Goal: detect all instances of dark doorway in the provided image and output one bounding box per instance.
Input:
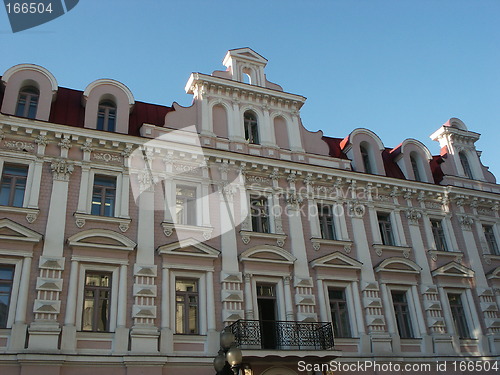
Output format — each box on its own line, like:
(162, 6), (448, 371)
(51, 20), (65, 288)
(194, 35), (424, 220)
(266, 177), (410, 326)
(257, 284), (277, 349)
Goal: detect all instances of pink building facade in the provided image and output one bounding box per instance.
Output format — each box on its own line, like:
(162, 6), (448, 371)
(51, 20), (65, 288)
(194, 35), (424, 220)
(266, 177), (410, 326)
(0, 48), (499, 375)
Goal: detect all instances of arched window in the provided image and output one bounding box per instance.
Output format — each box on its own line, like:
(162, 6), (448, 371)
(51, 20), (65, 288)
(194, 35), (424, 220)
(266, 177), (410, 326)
(410, 153), (422, 182)
(97, 100), (117, 132)
(15, 86), (39, 119)
(459, 152), (473, 179)
(360, 143), (372, 174)
(244, 111), (259, 144)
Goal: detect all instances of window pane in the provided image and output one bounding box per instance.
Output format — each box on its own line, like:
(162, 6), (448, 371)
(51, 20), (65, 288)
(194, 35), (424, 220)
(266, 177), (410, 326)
(0, 164), (28, 207)
(176, 304), (185, 333)
(176, 279), (199, 335)
(82, 299), (95, 331)
(188, 305), (198, 334)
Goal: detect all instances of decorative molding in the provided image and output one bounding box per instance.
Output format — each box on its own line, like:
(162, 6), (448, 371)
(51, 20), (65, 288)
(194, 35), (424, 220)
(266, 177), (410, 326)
(310, 238), (352, 253)
(57, 138), (72, 149)
(4, 140), (35, 152)
(51, 159), (74, 181)
(161, 222), (214, 240)
(73, 213), (131, 232)
(458, 214), (474, 231)
(405, 209), (422, 225)
(92, 152), (122, 163)
(372, 244), (412, 258)
(239, 230), (287, 247)
(34, 135), (49, 146)
(428, 250), (463, 263)
(0, 206), (40, 224)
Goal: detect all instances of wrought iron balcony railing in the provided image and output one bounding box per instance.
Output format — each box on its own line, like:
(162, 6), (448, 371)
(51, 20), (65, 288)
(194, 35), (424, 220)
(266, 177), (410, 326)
(226, 319), (334, 350)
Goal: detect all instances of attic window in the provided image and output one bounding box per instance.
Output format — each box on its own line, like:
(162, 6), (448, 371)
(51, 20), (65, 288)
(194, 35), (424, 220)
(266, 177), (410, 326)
(459, 152), (473, 179)
(244, 111), (259, 145)
(15, 86), (39, 119)
(360, 143), (372, 174)
(410, 153), (422, 182)
(97, 100), (117, 132)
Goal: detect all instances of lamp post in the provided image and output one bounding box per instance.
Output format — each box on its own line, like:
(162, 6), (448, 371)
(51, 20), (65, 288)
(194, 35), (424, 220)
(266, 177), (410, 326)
(213, 331), (243, 375)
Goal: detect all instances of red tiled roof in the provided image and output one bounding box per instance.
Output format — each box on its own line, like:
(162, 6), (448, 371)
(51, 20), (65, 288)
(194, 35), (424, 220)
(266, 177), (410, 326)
(322, 136), (349, 159)
(47, 86), (173, 136)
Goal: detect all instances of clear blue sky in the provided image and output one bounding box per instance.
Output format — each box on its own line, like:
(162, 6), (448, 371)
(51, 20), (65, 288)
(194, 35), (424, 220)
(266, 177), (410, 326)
(1, 0), (499, 179)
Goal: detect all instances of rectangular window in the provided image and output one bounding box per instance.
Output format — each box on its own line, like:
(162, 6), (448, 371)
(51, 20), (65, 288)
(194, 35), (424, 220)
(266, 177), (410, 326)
(175, 279), (199, 334)
(250, 195), (270, 233)
(82, 272), (112, 332)
(483, 225), (499, 255)
(448, 293), (470, 339)
(91, 175), (116, 217)
(329, 288), (351, 338)
(431, 219), (448, 251)
(318, 204), (336, 240)
(0, 164), (29, 207)
(391, 291), (414, 339)
(377, 213), (395, 246)
(0, 265), (14, 328)
(176, 185), (197, 225)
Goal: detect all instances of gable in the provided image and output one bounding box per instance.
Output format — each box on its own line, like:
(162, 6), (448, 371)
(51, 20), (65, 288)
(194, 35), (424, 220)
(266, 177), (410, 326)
(157, 238), (220, 258)
(432, 261), (474, 278)
(68, 229), (136, 251)
(240, 245), (296, 264)
(310, 252), (362, 270)
(0, 218), (43, 243)
(375, 257), (421, 274)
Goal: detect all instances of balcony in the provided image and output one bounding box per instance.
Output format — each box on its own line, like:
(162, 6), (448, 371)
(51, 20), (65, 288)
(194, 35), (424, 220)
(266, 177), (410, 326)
(226, 320), (334, 351)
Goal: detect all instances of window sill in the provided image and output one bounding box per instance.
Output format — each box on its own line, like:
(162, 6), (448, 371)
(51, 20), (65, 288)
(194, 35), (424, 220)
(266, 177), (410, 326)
(483, 254), (500, 265)
(240, 230), (287, 247)
(0, 205), (39, 223)
(428, 249), (464, 262)
(372, 244), (412, 258)
(311, 238), (352, 252)
(74, 212), (131, 232)
(161, 222), (214, 240)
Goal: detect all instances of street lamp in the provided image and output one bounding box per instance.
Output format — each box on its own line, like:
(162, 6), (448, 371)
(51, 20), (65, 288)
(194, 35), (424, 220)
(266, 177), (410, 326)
(214, 331), (243, 375)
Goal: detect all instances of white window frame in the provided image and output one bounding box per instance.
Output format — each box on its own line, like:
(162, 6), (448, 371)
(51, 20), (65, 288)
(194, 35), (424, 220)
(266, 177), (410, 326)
(0, 157), (36, 209)
(172, 181), (200, 227)
(323, 281), (359, 338)
(77, 167), (128, 219)
(440, 287), (478, 339)
(0, 257), (23, 329)
(481, 221), (500, 255)
(385, 285), (422, 339)
(427, 216), (457, 252)
(375, 210), (402, 246)
(75, 263), (119, 332)
(170, 270), (208, 335)
(247, 190), (275, 234)
(251, 275), (286, 322)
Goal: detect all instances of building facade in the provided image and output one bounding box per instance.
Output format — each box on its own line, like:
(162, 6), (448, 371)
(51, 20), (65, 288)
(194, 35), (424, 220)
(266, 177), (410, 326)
(0, 48), (499, 375)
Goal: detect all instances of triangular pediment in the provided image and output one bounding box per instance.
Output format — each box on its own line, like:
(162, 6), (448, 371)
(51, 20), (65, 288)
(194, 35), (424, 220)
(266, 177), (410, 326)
(375, 257), (421, 274)
(157, 238), (220, 258)
(432, 261), (474, 278)
(310, 252), (362, 270)
(0, 218), (42, 243)
(225, 48), (268, 65)
(68, 229), (136, 251)
(240, 245), (296, 264)
(487, 266), (500, 279)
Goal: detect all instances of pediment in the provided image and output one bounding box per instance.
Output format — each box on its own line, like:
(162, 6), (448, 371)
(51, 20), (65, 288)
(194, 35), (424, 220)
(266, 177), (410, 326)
(375, 257), (421, 274)
(225, 48), (268, 65)
(240, 245), (296, 264)
(0, 218), (42, 243)
(157, 238), (220, 258)
(487, 266), (500, 279)
(310, 252), (362, 270)
(432, 261), (474, 278)
(68, 229), (136, 251)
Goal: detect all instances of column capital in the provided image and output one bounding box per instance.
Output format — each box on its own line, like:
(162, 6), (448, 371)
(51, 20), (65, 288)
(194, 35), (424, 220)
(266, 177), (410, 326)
(50, 159), (74, 181)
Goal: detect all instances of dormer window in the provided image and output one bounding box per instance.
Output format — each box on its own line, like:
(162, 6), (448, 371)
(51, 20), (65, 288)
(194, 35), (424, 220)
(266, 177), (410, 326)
(360, 143), (372, 174)
(459, 152), (473, 179)
(244, 111), (259, 144)
(410, 153), (422, 182)
(15, 87), (39, 119)
(97, 100), (117, 132)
